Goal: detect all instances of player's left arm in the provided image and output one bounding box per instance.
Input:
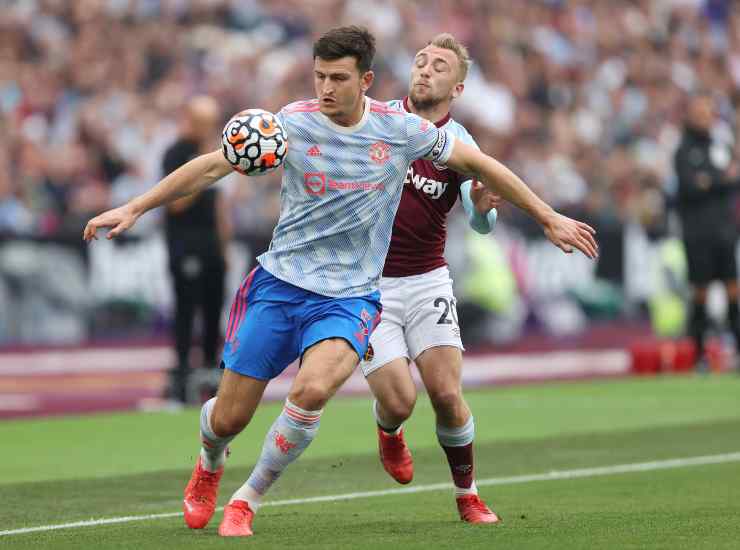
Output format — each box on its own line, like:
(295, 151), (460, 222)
(445, 140), (598, 259)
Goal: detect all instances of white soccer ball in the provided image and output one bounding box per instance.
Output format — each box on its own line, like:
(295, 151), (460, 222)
(222, 109), (288, 176)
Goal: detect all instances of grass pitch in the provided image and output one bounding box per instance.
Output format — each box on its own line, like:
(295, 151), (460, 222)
(1, 375), (739, 549)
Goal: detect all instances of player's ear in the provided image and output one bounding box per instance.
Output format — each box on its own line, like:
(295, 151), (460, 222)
(360, 70), (374, 93)
(451, 82), (464, 100)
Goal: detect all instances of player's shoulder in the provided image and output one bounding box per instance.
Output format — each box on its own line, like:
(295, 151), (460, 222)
(368, 98), (405, 117)
(280, 98), (320, 116)
(443, 117), (475, 144)
(385, 98), (405, 111)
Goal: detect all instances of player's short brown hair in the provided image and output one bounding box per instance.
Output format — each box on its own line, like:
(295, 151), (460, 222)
(313, 26), (376, 73)
(429, 33), (471, 81)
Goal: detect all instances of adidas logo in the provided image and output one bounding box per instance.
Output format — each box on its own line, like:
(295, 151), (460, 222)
(307, 145), (322, 157)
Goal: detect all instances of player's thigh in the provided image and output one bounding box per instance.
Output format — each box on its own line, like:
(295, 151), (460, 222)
(292, 293), (383, 408)
(360, 315), (409, 378)
(405, 269), (464, 361)
(366, 357), (417, 417)
(290, 338), (361, 409)
(211, 369), (269, 435)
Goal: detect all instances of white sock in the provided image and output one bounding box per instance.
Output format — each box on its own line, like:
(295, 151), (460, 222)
(199, 397), (235, 472)
(230, 399), (322, 511)
(455, 480), (478, 497)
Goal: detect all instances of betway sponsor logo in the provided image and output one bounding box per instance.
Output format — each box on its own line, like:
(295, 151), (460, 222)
(304, 172), (385, 196)
(405, 166), (448, 199)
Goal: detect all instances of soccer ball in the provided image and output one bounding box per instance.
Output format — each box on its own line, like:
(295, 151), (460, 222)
(222, 109), (288, 175)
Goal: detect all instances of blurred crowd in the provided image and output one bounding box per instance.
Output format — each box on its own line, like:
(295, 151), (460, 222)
(1, 0), (739, 244)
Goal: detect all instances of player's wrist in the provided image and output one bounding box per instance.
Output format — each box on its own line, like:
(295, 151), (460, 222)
(535, 205), (557, 228)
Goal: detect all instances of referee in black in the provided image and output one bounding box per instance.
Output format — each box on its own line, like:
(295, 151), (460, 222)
(163, 96), (231, 403)
(674, 91), (740, 369)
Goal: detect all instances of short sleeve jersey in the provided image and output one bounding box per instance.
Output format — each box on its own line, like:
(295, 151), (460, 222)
(382, 97), (479, 277)
(256, 97), (455, 297)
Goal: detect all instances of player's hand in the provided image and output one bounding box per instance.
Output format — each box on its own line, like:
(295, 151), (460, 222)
(542, 211), (598, 259)
(470, 181), (502, 215)
(83, 204), (139, 242)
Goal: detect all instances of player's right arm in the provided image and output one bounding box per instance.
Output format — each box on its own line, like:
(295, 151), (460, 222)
(83, 150), (232, 241)
(445, 139), (598, 259)
(403, 111), (596, 258)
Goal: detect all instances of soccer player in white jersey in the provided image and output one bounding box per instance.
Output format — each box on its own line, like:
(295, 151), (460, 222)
(362, 33), (506, 524)
(83, 26), (598, 538)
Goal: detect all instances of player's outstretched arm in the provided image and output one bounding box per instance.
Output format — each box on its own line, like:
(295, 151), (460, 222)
(83, 150), (232, 242)
(446, 141), (598, 259)
(460, 180), (500, 234)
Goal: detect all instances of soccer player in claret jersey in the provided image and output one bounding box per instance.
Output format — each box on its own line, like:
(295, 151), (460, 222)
(362, 33), (504, 524)
(83, 26), (597, 538)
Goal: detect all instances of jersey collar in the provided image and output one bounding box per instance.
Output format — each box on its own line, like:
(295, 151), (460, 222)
(317, 97), (371, 134)
(402, 97), (451, 128)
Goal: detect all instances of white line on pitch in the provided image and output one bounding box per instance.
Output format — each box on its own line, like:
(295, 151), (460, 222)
(2, 451), (739, 537)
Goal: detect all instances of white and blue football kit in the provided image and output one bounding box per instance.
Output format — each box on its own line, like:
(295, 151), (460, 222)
(222, 98), (455, 380)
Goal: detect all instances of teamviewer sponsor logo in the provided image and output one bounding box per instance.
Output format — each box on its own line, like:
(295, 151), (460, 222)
(304, 172), (326, 195)
(304, 172), (384, 195)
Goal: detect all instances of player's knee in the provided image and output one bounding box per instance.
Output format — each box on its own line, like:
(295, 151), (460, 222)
(289, 381), (331, 411)
(428, 386), (463, 414)
(210, 409), (249, 437)
(382, 392), (415, 422)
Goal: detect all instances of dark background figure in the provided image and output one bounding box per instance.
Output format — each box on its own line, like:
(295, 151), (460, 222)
(162, 96), (231, 403)
(674, 92), (740, 369)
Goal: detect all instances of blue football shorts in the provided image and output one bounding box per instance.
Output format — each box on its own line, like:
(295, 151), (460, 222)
(221, 265), (381, 380)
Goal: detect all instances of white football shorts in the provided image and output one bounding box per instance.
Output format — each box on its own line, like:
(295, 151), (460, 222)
(361, 266), (464, 377)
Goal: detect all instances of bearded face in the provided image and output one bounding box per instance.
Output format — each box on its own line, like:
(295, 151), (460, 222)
(408, 45), (463, 111)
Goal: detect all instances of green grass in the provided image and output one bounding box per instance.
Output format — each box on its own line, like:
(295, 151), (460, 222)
(1, 375), (739, 549)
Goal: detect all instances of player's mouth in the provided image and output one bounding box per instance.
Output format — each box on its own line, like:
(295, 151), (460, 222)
(321, 97), (337, 105)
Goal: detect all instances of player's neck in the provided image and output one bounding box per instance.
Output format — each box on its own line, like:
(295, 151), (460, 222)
(330, 97), (367, 127)
(405, 97), (451, 126)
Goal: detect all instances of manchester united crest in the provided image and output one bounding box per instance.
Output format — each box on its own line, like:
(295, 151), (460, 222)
(369, 141), (391, 165)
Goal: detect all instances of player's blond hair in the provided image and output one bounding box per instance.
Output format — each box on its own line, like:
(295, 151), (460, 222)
(429, 33), (471, 82)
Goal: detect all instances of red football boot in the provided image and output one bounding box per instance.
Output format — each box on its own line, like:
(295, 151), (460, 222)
(377, 426), (414, 484)
(218, 500), (255, 537)
(183, 457), (223, 529)
(456, 494), (501, 524)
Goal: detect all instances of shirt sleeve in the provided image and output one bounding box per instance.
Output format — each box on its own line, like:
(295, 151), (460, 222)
(455, 129), (480, 190)
(460, 180), (497, 234)
(404, 112), (455, 165)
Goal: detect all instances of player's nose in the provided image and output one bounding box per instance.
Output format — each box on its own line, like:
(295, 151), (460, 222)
(321, 81), (334, 96)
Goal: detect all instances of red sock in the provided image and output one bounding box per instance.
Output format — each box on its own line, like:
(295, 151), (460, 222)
(441, 442), (474, 488)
